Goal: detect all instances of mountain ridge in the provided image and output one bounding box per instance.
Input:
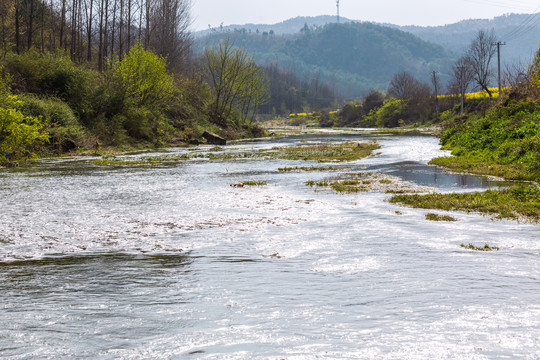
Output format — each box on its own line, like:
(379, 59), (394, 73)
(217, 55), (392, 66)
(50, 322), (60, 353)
(195, 13), (540, 62)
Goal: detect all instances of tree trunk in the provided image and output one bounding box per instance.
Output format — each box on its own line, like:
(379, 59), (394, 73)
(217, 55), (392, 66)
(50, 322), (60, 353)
(98, 0), (104, 69)
(28, 0), (35, 49)
(60, 0), (67, 49)
(119, 0), (123, 58)
(15, 0), (20, 54)
(88, 0), (94, 61)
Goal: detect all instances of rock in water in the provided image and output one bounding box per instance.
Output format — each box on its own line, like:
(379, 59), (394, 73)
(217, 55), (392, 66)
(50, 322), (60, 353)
(202, 131), (226, 145)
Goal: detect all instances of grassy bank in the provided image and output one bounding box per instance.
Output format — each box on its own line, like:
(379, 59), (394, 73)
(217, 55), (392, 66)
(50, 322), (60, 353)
(390, 185), (540, 223)
(389, 65), (540, 223)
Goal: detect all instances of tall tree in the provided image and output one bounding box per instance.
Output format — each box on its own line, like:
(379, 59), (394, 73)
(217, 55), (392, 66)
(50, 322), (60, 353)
(467, 30), (497, 99)
(203, 39), (269, 126)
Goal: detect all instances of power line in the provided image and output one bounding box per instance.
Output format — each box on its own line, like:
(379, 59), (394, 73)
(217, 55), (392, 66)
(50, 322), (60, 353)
(500, 6), (540, 41)
(462, 0), (538, 11)
(505, 14), (540, 40)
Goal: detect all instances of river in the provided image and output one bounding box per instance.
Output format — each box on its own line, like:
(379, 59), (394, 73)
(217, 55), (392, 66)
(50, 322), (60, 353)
(0, 130), (538, 359)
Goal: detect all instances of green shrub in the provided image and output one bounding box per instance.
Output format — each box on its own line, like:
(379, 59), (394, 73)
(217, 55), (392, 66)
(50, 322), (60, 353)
(17, 95), (86, 151)
(0, 96), (49, 164)
(5, 51), (95, 117)
(107, 42), (175, 109)
(18, 95), (79, 127)
(375, 98), (406, 128)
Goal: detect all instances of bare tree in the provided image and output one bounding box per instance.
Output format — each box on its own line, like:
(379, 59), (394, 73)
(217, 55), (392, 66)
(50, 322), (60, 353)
(467, 29), (497, 98)
(388, 71), (419, 100)
(148, 0), (192, 70)
(452, 56), (474, 114)
(503, 60), (530, 88)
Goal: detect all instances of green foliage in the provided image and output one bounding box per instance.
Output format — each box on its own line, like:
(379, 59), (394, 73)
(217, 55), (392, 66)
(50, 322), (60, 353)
(0, 93), (49, 165)
(18, 95), (86, 151)
(5, 50), (94, 117)
(425, 213), (457, 221)
(108, 42), (175, 109)
(203, 39), (270, 127)
(390, 185), (540, 222)
(438, 100), (540, 181)
(19, 95), (79, 128)
(374, 99), (407, 128)
(530, 47), (540, 89)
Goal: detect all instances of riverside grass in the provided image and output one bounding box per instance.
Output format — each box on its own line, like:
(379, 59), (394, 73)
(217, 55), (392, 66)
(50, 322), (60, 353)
(391, 98), (540, 223)
(306, 172), (434, 194)
(390, 185), (540, 223)
(91, 141), (381, 165)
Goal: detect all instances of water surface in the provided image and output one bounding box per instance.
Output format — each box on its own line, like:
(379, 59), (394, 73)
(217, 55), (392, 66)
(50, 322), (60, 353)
(0, 131), (538, 359)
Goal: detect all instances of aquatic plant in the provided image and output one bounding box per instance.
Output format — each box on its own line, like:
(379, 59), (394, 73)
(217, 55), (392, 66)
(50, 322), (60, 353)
(460, 243), (500, 251)
(231, 181), (268, 187)
(425, 213), (457, 222)
(278, 166), (345, 172)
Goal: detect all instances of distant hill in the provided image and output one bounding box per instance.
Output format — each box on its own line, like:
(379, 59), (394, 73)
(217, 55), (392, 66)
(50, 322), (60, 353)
(195, 13), (540, 65)
(195, 22), (453, 97)
(398, 13), (540, 64)
(194, 15), (341, 38)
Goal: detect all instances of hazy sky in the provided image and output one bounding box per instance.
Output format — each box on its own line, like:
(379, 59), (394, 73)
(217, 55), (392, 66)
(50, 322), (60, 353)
(191, 0), (540, 31)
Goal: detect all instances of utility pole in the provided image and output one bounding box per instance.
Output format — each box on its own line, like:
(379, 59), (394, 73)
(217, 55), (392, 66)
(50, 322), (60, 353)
(431, 70), (439, 115)
(458, 66), (466, 115)
(336, 0), (340, 23)
(494, 41), (506, 98)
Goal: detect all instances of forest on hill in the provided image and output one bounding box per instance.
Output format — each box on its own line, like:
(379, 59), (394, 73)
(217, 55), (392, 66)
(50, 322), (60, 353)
(197, 13), (540, 65)
(195, 22), (454, 98)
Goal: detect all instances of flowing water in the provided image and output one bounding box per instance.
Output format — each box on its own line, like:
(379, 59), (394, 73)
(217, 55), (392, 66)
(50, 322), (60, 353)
(0, 130), (538, 359)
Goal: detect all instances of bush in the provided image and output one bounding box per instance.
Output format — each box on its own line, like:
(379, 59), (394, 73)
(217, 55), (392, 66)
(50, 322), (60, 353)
(18, 95), (87, 151)
(108, 42), (175, 109)
(0, 67), (49, 164)
(19, 95), (79, 127)
(0, 98), (49, 164)
(5, 50), (95, 117)
(375, 98), (406, 128)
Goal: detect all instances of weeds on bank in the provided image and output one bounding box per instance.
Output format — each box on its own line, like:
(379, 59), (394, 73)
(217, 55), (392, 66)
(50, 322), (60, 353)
(429, 156), (533, 182)
(278, 166), (347, 172)
(390, 184), (540, 223)
(306, 172), (434, 194)
(91, 154), (190, 166)
(263, 142), (380, 162)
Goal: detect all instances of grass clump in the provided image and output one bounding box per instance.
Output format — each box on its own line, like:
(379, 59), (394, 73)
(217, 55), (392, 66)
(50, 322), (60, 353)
(91, 154), (190, 166)
(306, 172), (433, 194)
(203, 141), (379, 162)
(266, 141), (380, 162)
(230, 181), (268, 187)
(425, 213), (457, 222)
(460, 243), (500, 251)
(278, 165), (345, 172)
(429, 156), (532, 181)
(390, 184), (540, 222)
(243, 181), (267, 186)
